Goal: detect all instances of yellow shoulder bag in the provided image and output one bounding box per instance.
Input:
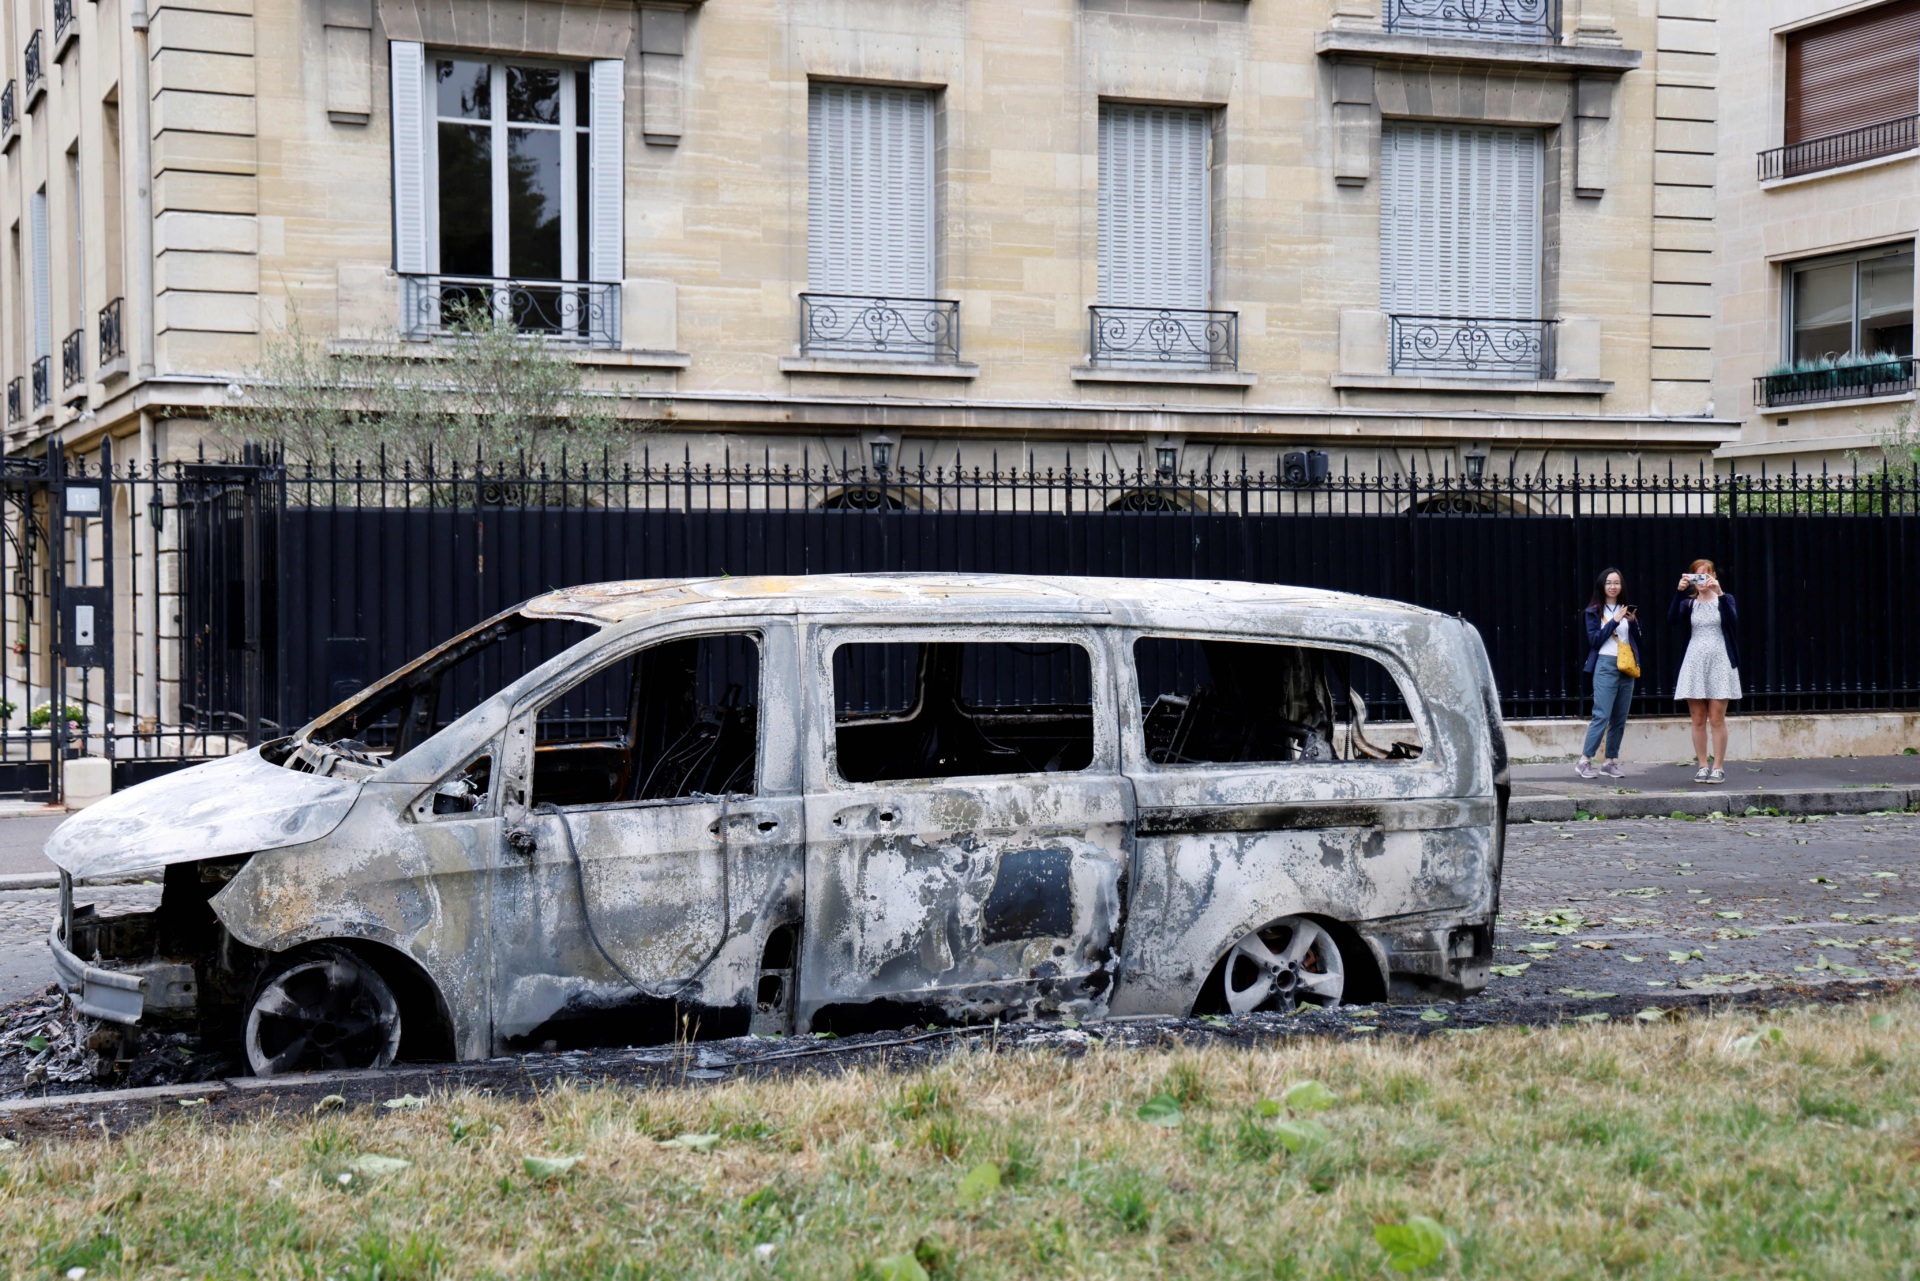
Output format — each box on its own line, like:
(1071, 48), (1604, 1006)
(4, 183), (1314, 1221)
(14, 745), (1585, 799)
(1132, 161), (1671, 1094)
(1614, 618), (1641, 678)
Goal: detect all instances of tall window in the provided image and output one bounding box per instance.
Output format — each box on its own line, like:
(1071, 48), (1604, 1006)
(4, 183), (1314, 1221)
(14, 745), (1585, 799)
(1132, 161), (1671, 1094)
(100, 97), (124, 305)
(806, 82), (933, 298)
(1786, 1), (1920, 147)
(1787, 243), (1915, 363)
(29, 188), (48, 365)
(1097, 104), (1210, 309)
(1380, 123), (1544, 376)
(389, 43), (623, 342)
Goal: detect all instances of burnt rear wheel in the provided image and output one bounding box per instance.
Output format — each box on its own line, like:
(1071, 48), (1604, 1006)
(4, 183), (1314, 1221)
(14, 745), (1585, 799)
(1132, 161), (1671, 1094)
(245, 945), (402, 1077)
(1210, 916), (1347, 1015)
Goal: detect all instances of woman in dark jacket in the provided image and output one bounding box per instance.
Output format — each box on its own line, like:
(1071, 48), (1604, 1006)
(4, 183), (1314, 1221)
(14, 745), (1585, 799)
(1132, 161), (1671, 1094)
(1577, 568), (1644, 779)
(1669, 558), (1741, 784)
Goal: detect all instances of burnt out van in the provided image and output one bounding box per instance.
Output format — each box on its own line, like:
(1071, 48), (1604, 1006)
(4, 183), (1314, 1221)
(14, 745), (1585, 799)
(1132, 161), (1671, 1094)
(47, 575), (1507, 1075)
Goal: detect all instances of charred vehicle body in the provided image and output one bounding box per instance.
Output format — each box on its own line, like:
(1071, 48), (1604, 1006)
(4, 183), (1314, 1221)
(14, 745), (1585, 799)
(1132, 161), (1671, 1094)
(47, 575), (1509, 1075)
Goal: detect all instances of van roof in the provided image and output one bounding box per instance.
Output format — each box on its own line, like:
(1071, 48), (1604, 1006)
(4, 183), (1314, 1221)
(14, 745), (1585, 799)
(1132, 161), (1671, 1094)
(523, 573), (1444, 626)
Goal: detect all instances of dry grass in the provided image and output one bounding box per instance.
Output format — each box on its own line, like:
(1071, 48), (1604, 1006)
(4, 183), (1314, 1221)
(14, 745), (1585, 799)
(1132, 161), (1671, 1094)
(9, 993), (1920, 1279)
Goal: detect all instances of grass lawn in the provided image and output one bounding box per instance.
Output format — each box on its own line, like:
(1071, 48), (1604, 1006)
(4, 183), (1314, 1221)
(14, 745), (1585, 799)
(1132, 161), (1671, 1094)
(11, 992), (1920, 1280)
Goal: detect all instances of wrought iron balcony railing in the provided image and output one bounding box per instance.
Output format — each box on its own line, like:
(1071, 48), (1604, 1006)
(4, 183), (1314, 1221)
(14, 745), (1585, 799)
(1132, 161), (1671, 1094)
(5, 378), (18, 426)
(30, 356), (49, 408)
(799, 294), (960, 363)
(399, 274), (619, 347)
(98, 297), (123, 365)
(1388, 314), (1556, 379)
(1, 82), (15, 135)
(52, 0), (73, 47)
(1382, 0), (1559, 43)
(1758, 114), (1919, 182)
(60, 329), (83, 391)
(1088, 305), (1239, 371)
(1756, 357), (1915, 409)
(23, 32), (41, 102)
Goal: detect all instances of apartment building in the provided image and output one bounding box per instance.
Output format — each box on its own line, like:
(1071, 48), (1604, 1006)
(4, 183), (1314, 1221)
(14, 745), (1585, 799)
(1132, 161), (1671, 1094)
(0, 0), (1741, 486)
(1716, 0), (1918, 469)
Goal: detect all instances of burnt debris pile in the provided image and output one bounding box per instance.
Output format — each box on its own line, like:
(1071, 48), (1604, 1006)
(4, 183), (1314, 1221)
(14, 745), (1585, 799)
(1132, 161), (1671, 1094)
(0, 987), (232, 1096)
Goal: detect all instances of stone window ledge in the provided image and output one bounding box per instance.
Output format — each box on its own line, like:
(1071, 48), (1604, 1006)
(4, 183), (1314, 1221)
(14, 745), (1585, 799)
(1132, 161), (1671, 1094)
(779, 357), (979, 379)
(1313, 30), (1641, 76)
(327, 338), (690, 371)
(1331, 373), (1613, 395)
(1070, 365), (1257, 388)
(97, 356), (130, 385)
(1759, 149), (1917, 191)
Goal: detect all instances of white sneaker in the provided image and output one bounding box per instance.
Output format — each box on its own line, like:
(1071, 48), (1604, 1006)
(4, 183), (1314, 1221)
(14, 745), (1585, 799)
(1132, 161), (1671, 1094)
(1600, 761), (1624, 779)
(1707, 767), (1725, 785)
(1694, 764), (1710, 783)
(1575, 758), (1597, 779)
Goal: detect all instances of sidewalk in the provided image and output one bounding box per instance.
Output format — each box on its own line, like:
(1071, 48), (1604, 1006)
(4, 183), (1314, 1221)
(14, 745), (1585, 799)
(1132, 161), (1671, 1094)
(1509, 753), (1920, 822)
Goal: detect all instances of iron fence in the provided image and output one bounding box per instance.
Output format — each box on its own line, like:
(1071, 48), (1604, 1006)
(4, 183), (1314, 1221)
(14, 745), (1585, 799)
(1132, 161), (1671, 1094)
(1757, 357), (1915, 409)
(1, 81), (14, 134)
(4, 379), (16, 426)
(60, 329), (83, 392)
(398, 274), (619, 348)
(23, 32), (40, 101)
(4, 447), (1916, 801)
(799, 294), (960, 363)
(52, 0), (72, 46)
(1089, 306), (1238, 370)
(98, 297), (123, 366)
(30, 357), (48, 409)
(1759, 114), (1918, 182)
(1389, 315), (1555, 378)
(1382, 0), (1559, 42)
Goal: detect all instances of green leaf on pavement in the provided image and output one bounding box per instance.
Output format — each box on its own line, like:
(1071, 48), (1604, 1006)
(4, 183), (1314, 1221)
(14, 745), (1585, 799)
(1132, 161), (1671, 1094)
(1419, 1008), (1449, 1023)
(1489, 963), (1530, 977)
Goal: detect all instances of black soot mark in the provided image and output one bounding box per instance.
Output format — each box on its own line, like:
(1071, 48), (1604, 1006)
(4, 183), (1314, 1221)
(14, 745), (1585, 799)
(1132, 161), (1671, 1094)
(981, 848), (1073, 943)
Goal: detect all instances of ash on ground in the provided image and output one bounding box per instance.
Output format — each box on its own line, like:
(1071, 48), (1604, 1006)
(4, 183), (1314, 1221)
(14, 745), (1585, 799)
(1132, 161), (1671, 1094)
(0, 987), (232, 1097)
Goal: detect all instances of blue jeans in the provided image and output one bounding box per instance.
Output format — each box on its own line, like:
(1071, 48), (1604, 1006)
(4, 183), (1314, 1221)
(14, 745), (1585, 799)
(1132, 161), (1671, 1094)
(1582, 659), (1635, 759)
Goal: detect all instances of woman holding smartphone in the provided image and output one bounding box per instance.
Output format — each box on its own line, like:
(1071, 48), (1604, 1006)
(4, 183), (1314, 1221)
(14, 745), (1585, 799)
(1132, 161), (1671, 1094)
(1669, 558), (1741, 784)
(1577, 568), (1643, 779)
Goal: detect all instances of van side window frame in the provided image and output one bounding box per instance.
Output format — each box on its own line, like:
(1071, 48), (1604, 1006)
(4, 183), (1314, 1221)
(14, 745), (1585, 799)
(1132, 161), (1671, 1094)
(1123, 630), (1437, 772)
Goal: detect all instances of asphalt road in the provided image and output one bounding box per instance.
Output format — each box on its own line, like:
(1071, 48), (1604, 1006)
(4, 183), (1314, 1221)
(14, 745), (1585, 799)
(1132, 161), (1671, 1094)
(0, 811), (1912, 1009)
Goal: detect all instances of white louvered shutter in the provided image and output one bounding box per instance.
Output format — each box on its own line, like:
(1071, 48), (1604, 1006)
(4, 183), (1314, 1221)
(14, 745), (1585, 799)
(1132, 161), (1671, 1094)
(1098, 105), (1210, 308)
(807, 83), (933, 296)
(29, 190), (49, 359)
(1380, 122), (1541, 318)
(589, 59), (625, 284)
(389, 41), (429, 275)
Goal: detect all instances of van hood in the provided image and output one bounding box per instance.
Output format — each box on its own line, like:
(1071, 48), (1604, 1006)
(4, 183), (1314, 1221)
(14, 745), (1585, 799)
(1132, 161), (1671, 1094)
(45, 749), (363, 880)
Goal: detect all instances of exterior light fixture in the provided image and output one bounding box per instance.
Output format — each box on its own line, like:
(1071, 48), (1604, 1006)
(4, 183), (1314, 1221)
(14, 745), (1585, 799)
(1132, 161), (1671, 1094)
(870, 434), (893, 474)
(1464, 446), (1487, 484)
(1155, 446), (1177, 478)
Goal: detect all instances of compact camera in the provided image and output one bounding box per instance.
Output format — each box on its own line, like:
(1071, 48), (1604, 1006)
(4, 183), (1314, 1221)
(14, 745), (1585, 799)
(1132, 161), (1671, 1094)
(1689, 573), (1711, 586)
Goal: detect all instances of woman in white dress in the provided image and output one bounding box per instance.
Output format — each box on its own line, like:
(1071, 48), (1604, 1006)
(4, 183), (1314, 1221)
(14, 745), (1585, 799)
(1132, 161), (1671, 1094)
(1667, 558), (1742, 785)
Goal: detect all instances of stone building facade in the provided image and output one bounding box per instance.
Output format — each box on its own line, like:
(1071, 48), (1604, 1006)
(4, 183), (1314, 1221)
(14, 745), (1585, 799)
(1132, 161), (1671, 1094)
(1713, 0), (1917, 471)
(0, 0), (1745, 486)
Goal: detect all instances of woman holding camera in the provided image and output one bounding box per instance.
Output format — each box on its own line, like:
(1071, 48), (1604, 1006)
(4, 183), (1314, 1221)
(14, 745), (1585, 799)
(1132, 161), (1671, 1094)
(1576, 568), (1643, 779)
(1669, 558), (1741, 784)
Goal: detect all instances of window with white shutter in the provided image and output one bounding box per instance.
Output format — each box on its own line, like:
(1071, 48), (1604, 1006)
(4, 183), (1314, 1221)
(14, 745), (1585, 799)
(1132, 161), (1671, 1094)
(1379, 123), (1546, 377)
(29, 188), (49, 361)
(390, 47), (621, 346)
(1098, 104), (1211, 309)
(807, 83), (934, 297)
(803, 83), (950, 359)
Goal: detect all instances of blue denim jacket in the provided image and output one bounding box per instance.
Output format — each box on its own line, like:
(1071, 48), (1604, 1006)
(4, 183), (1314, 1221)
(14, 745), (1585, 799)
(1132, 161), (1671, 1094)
(1582, 604), (1645, 675)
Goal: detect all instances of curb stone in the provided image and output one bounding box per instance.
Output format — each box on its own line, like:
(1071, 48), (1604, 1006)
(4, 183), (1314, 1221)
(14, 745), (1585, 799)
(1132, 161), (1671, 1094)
(1509, 784), (1918, 823)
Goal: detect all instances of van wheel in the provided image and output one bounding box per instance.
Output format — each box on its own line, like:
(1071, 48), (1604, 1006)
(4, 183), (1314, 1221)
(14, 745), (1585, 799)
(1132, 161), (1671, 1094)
(1218, 916), (1346, 1014)
(245, 944), (403, 1077)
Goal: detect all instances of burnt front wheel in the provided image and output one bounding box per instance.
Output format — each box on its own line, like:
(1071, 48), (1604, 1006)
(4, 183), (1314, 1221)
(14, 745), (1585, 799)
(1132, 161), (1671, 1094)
(245, 945), (402, 1077)
(1219, 916), (1346, 1014)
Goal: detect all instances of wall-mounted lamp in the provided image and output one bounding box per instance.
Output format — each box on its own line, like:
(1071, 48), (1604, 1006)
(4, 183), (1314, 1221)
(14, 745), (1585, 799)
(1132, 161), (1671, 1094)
(148, 486), (164, 531)
(1155, 446), (1177, 479)
(870, 434), (893, 474)
(1464, 446), (1487, 484)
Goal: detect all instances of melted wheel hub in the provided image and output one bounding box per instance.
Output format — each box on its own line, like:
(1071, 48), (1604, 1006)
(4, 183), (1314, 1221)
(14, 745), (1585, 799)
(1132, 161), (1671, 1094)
(244, 946), (402, 1077)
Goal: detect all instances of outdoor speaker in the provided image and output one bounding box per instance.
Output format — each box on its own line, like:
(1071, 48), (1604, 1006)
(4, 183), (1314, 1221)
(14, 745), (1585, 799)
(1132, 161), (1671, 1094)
(1283, 450), (1330, 487)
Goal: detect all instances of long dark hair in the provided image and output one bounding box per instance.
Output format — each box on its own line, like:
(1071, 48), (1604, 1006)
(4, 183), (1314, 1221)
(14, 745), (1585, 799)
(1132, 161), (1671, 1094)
(1589, 567), (1628, 609)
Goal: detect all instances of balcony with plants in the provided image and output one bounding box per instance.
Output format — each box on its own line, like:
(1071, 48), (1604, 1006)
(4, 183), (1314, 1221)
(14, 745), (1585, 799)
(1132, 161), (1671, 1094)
(1756, 353), (1916, 409)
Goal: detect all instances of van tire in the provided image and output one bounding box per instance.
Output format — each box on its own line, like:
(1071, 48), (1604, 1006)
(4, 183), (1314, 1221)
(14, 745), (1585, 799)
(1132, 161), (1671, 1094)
(1194, 915), (1364, 1017)
(244, 943), (403, 1077)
